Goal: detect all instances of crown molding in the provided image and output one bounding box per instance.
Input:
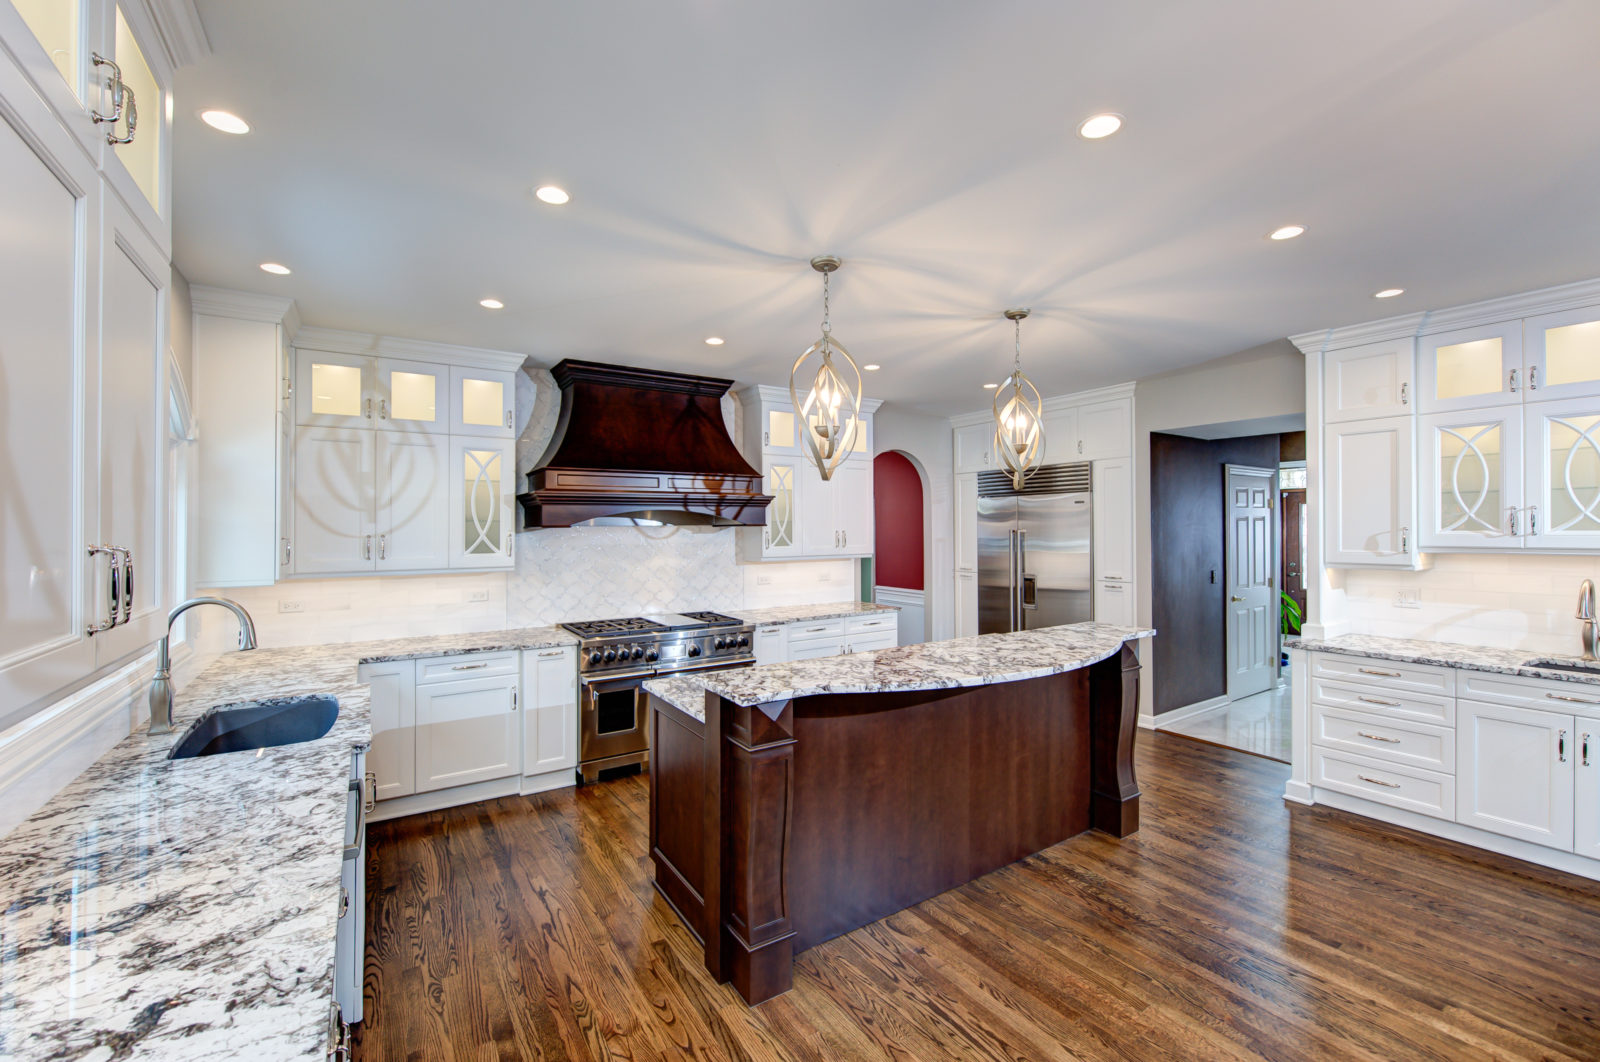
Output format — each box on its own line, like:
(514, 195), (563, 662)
(1290, 312), (1425, 356)
(134, 0), (210, 69)
(293, 326), (531, 371)
(189, 285), (297, 325)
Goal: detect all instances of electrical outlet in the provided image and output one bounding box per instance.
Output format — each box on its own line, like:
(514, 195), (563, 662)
(817, 572), (833, 583)
(278, 600), (305, 614)
(1395, 589), (1422, 610)
(467, 590), (490, 603)
(755, 573), (773, 586)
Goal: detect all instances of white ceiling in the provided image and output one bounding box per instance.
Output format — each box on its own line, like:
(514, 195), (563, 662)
(174, 1), (1600, 415)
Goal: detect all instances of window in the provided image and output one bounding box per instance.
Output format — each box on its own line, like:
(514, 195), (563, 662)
(1279, 466), (1307, 490)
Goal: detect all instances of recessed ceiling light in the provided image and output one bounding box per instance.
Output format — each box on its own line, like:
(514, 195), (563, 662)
(1374, 288), (1405, 299)
(1077, 113), (1123, 140)
(200, 109), (249, 134)
(259, 262), (291, 275)
(1269, 225), (1306, 241)
(983, 382), (999, 389)
(480, 298), (504, 309)
(863, 363), (881, 371)
(534, 185), (570, 205)
(704, 336), (724, 345)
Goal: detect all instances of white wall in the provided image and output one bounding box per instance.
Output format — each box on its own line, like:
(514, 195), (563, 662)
(873, 403), (954, 641)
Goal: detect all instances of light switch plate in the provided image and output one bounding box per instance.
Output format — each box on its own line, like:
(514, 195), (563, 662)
(1394, 589), (1422, 610)
(467, 590), (490, 603)
(278, 600), (305, 614)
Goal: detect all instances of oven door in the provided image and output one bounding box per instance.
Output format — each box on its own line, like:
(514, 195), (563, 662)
(580, 670), (653, 763)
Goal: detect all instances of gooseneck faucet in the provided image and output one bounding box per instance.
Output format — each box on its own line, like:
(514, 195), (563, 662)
(1579, 579), (1599, 662)
(148, 597), (258, 735)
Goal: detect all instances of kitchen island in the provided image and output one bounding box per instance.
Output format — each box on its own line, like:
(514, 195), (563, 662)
(642, 621), (1153, 1004)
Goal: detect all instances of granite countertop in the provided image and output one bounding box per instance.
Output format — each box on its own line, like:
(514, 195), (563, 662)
(646, 622), (1155, 717)
(641, 675), (713, 722)
(1286, 633), (1600, 686)
(733, 602), (898, 627)
(0, 624), (576, 1062)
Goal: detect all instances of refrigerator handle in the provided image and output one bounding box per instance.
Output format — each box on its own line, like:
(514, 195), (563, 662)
(1008, 528), (1019, 631)
(1022, 574), (1038, 610)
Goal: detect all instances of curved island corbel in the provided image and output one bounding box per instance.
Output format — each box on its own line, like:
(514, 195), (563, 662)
(642, 621), (1154, 1005)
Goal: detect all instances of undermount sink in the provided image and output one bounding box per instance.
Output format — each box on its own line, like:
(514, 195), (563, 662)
(1521, 658), (1600, 676)
(168, 694), (339, 759)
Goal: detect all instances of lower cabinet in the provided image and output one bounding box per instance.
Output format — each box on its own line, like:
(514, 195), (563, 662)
(524, 646), (579, 776)
(1457, 698), (1574, 850)
(415, 672), (521, 792)
(955, 570), (978, 637)
(752, 612), (901, 663)
(752, 624), (789, 665)
(1095, 579), (1134, 625)
(362, 659), (416, 801)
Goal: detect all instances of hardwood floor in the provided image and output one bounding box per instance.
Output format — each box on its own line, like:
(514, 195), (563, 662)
(354, 733), (1600, 1061)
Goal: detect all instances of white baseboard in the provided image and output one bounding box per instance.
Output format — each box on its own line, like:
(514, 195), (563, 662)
(366, 767), (578, 823)
(1151, 695), (1229, 729)
(1283, 780), (1315, 805)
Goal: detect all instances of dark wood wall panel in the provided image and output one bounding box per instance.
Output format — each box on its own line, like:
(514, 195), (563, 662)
(1150, 432), (1281, 714)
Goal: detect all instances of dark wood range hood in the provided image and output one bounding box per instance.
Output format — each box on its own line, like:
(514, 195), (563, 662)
(520, 359), (771, 528)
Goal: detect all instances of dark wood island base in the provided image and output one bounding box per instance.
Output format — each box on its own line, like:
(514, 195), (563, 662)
(647, 641), (1142, 1005)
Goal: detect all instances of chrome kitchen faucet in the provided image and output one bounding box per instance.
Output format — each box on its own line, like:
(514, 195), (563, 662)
(1579, 579), (1599, 662)
(148, 597), (258, 734)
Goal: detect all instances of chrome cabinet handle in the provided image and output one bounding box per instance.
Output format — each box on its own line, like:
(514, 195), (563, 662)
(804, 626), (828, 633)
(379, 398), (388, 420)
(1559, 729), (1568, 763)
(87, 546), (119, 634)
(364, 397), (373, 419)
(1528, 506), (1538, 536)
(505, 409), (514, 428)
(1510, 507), (1520, 536)
(1358, 667), (1402, 678)
(1529, 365), (1538, 390)
(1400, 381), (1408, 405)
(90, 54), (123, 126)
(118, 548), (133, 625)
(1584, 733), (1591, 768)
(1358, 774), (1401, 789)
(1357, 695), (1401, 707)
(1509, 368), (1519, 393)
(282, 537), (292, 566)
(1548, 691), (1600, 706)
(363, 534), (373, 560)
(511, 687), (518, 711)
(339, 886), (349, 918)
(450, 662), (489, 671)
(363, 771), (376, 813)
(378, 533), (387, 560)
(842, 530), (847, 548)
(1357, 731), (1401, 744)
(1400, 526), (1409, 554)
(106, 82), (136, 145)
(537, 648), (565, 657)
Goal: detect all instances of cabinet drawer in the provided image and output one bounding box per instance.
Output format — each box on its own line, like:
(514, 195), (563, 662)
(1313, 748), (1455, 820)
(788, 618), (845, 644)
(1310, 653), (1455, 697)
(417, 651), (519, 685)
(845, 612), (896, 635)
(1458, 670), (1600, 720)
(849, 630), (898, 653)
(1310, 677), (1454, 726)
(790, 639), (844, 661)
(1310, 705), (1455, 773)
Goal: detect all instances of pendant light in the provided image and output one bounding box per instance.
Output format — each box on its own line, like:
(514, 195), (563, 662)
(790, 255), (863, 481)
(994, 308), (1045, 490)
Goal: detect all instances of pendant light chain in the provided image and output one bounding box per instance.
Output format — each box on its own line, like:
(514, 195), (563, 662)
(822, 271), (831, 336)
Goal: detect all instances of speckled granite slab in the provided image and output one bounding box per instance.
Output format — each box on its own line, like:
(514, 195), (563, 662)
(0, 625), (575, 1062)
(732, 602), (898, 627)
(641, 676), (712, 723)
(654, 623), (1154, 712)
(1286, 634), (1600, 686)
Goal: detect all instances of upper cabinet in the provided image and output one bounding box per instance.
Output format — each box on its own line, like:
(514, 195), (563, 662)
(1418, 322), (1523, 414)
(1523, 395), (1600, 551)
(954, 422), (995, 474)
(1417, 409), (1522, 551)
(1323, 416), (1418, 567)
(958, 389), (1133, 474)
(450, 366), (515, 437)
(1524, 307), (1600, 402)
(1324, 338), (1415, 423)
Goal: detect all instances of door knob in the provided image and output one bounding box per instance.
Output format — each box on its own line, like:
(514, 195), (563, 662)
(1231, 595), (1245, 602)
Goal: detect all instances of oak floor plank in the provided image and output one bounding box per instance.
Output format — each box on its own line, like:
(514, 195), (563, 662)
(355, 734), (1600, 1062)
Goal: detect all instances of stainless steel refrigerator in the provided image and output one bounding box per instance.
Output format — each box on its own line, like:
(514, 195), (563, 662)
(977, 463), (1093, 634)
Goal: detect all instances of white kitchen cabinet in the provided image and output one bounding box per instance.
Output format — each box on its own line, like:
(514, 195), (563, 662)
(1524, 305), (1600, 403)
(296, 348), (374, 428)
(790, 639), (845, 661)
(1323, 415), (1419, 567)
(955, 473), (979, 572)
(1323, 338), (1415, 423)
(834, 460), (874, 554)
(293, 427), (375, 574)
(523, 646), (577, 776)
(375, 358), (444, 434)
(956, 570), (978, 638)
(1418, 409), (1522, 550)
(753, 460), (804, 560)
(1041, 405), (1079, 465)
(1095, 580), (1135, 626)
(1092, 458), (1133, 583)
(1418, 321), (1524, 414)
(1522, 395), (1600, 551)
(361, 659), (416, 801)
(415, 671), (521, 792)
(100, 3), (170, 247)
(954, 422), (995, 474)
(1457, 699), (1574, 851)
(449, 437), (515, 568)
(449, 365), (516, 437)
(752, 624), (789, 665)
(375, 432), (449, 570)
(1077, 399), (1132, 461)
(1577, 721), (1600, 861)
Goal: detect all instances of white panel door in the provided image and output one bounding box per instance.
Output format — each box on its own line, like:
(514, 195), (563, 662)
(1323, 416), (1416, 566)
(374, 358), (445, 434)
(375, 432), (448, 571)
(955, 473), (978, 572)
(1091, 458), (1133, 583)
(448, 438), (514, 568)
(1577, 721), (1600, 861)
(296, 348), (374, 428)
(525, 646), (577, 775)
(953, 422), (994, 474)
(1457, 699), (1574, 850)
(835, 460), (873, 556)
(1041, 405), (1080, 465)
(361, 660), (415, 801)
(1523, 305), (1600, 403)
(293, 427), (375, 573)
(1418, 409), (1523, 550)
(752, 625), (789, 665)
(95, 191), (167, 663)
(1225, 467), (1275, 700)
(1323, 338), (1415, 423)
(1095, 579), (1135, 626)
(800, 465), (838, 556)
(1078, 399), (1131, 460)
(955, 570), (978, 638)
(414, 675), (521, 791)
(0, 58), (97, 710)
(1418, 321), (1523, 413)
(449, 365), (515, 437)
(789, 638), (845, 660)
(1523, 396), (1600, 551)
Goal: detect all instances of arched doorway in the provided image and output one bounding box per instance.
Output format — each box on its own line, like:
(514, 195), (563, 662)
(872, 450), (928, 644)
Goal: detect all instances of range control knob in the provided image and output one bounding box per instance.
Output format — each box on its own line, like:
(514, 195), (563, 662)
(645, 648), (659, 662)
(687, 643), (702, 658)
(632, 646), (645, 660)
(588, 651), (603, 666)
(737, 633), (750, 648)
(714, 637), (727, 650)
(603, 648), (616, 663)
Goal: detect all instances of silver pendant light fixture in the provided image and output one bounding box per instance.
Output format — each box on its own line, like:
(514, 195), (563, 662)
(994, 308), (1045, 490)
(790, 255), (863, 481)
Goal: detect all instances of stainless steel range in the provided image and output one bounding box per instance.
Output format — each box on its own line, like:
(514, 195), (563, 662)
(563, 610), (753, 783)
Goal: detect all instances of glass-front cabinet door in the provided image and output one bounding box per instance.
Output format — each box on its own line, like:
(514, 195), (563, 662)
(296, 348), (373, 428)
(763, 405), (799, 455)
(449, 366), (514, 437)
(1525, 306), (1600, 402)
(1524, 397), (1600, 550)
(760, 461), (802, 559)
(449, 438), (514, 568)
(1418, 411), (1523, 550)
(6, 0), (83, 100)
(375, 358), (443, 433)
(1418, 322), (1523, 414)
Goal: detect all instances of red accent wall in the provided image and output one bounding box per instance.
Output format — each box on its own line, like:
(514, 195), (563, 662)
(872, 452), (924, 590)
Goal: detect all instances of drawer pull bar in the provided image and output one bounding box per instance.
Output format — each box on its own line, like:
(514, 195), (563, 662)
(1357, 774), (1401, 789)
(1357, 731), (1401, 744)
(1358, 667), (1402, 678)
(537, 649), (566, 657)
(1547, 692), (1600, 706)
(450, 662), (490, 671)
(1357, 695), (1401, 707)
(804, 626), (829, 633)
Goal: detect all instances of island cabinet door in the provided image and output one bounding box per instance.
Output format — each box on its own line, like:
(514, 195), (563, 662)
(415, 675), (521, 791)
(1456, 699), (1574, 851)
(1578, 721), (1600, 861)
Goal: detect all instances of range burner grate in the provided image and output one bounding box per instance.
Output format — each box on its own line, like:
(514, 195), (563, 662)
(678, 610), (744, 628)
(562, 617), (670, 638)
